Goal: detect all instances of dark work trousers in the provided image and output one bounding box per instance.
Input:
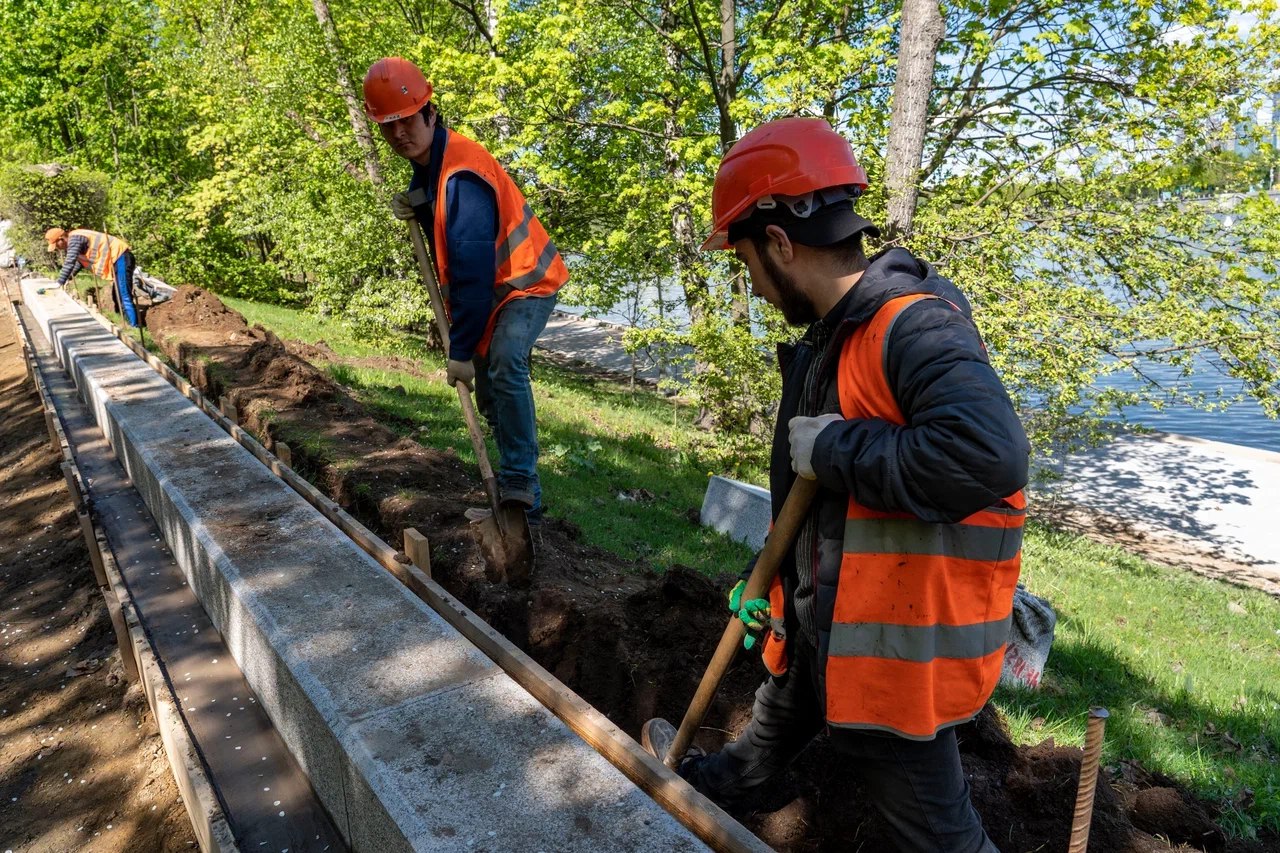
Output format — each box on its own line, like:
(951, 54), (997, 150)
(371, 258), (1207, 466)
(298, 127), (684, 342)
(680, 642), (997, 853)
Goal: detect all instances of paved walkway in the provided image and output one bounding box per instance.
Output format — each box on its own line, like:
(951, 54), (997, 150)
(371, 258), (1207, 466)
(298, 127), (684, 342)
(1037, 432), (1280, 594)
(538, 310), (685, 384)
(537, 308), (1280, 595)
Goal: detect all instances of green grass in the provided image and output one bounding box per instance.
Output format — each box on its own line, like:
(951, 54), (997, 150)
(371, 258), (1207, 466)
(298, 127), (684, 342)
(997, 523), (1280, 838)
(321, 360), (757, 570)
(226, 297), (1279, 838)
(221, 295), (435, 361)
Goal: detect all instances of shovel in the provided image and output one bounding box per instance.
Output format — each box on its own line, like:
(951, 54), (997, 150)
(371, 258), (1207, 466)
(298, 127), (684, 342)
(407, 218), (534, 585)
(663, 476), (819, 768)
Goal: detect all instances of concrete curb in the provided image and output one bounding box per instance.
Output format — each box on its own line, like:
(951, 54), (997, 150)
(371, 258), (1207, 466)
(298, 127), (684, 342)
(700, 475), (771, 551)
(22, 280), (707, 852)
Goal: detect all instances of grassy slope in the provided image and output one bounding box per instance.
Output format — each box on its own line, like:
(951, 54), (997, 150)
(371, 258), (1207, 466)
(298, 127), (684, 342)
(221, 296), (1280, 838)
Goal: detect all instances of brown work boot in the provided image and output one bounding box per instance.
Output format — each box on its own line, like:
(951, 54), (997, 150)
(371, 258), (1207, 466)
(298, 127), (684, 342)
(641, 718), (704, 768)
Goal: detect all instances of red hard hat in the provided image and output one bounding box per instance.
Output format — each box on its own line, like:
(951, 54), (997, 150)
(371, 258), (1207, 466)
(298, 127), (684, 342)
(703, 117), (870, 251)
(362, 57), (433, 124)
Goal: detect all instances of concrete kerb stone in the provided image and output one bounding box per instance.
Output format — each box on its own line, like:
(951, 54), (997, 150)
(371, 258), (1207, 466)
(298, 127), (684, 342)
(700, 475), (772, 551)
(21, 280), (707, 853)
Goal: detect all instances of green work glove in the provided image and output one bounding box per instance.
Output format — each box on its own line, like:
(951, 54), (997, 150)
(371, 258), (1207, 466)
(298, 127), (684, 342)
(728, 581), (770, 650)
(727, 579), (747, 613)
(737, 599), (771, 650)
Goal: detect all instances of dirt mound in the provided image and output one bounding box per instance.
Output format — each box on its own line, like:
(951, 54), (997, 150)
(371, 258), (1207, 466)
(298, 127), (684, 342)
(144, 285), (1276, 852)
(147, 285), (251, 343)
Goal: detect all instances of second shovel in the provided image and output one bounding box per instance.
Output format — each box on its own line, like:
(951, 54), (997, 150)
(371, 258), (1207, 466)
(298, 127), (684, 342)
(407, 217), (534, 585)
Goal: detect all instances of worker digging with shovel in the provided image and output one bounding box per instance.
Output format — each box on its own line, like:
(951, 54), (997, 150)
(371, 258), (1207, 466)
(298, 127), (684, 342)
(362, 57), (568, 581)
(643, 118), (1031, 852)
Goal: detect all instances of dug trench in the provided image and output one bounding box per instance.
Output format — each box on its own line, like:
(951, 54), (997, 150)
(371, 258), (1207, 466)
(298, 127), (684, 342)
(135, 284), (1269, 853)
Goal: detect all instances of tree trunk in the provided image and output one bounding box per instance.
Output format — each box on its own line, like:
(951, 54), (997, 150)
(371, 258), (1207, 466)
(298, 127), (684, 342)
(659, 0), (710, 411)
(486, 0), (511, 143)
(716, 0), (750, 328)
(884, 0), (943, 240)
(310, 0), (384, 186)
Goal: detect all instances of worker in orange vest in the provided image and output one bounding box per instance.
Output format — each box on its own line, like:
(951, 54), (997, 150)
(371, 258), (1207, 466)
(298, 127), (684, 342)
(46, 227), (139, 326)
(642, 118), (1029, 852)
(363, 57), (568, 526)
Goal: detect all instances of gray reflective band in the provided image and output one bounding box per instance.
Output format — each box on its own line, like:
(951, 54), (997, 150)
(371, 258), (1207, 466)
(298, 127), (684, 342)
(843, 517), (1022, 563)
(496, 203), (535, 268)
(829, 711), (984, 741)
(829, 614), (1011, 663)
(503, 239), (560, 291)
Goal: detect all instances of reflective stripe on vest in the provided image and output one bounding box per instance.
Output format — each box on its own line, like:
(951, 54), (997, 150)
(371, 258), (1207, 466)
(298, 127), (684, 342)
(430, 130), (568, 356)
(826, 293), (1025, 741)
(69, 229), (129, 280)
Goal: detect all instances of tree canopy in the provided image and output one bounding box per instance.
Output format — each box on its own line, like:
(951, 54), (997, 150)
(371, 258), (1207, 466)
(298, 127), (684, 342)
(1, 0), (1277, 458)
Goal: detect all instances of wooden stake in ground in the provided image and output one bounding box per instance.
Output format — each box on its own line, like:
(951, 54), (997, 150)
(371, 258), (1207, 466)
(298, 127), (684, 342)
(404, 527), (432, 580)
(1068, 706), (1110, 853)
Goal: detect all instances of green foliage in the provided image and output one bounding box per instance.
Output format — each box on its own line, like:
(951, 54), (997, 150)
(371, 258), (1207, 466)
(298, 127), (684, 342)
(0, 164), (108, 261)
(0, 0), (1276, 457)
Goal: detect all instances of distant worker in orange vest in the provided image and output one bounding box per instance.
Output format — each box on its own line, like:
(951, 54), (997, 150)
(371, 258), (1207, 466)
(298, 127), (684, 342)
(642, 118), (1030, 852)
(46, 227), (139, 326)
(363, 57), (568, 527)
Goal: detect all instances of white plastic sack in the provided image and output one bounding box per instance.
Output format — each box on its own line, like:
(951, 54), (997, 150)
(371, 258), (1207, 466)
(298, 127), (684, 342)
(1000, 585), (1057, 689)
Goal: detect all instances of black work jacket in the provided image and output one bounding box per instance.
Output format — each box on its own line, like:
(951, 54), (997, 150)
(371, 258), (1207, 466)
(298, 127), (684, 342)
(767, 247), (1030, 693)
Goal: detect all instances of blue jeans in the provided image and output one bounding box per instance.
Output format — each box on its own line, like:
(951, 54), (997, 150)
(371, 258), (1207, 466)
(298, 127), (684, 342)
(114, 252), (138, 327)
(473, 293), (556, 515)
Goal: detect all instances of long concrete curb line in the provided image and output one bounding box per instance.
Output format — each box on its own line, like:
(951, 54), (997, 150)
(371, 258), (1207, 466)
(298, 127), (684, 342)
(26, 280), (759, 852)
(4, 284), (238, 852)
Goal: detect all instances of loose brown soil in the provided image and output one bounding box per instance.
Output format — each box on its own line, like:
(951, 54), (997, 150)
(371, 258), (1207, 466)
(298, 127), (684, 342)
(0, 273), (195, 852)
(143, 285), (1276, 852)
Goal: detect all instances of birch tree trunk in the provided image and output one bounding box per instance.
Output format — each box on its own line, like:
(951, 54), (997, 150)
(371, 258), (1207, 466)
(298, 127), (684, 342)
(310, 0), (384, 186)
(884, 0), (943, 239)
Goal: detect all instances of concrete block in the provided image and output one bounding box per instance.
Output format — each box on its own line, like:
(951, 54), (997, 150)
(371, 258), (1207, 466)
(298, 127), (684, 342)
(21, 281), (708, 853)
(701, 475), (771, 551)
(345, 674), (706, 853)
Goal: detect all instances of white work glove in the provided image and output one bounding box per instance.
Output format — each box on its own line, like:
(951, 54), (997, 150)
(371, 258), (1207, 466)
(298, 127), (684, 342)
(787, 413), (844, 480)
(446, 358), (476, 391)
(391, 192), (415, 221)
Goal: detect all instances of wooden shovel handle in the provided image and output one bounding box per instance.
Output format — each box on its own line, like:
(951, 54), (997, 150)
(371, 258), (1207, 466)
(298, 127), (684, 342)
(407, 219), (501, 509)
(664, 476), (820, 768)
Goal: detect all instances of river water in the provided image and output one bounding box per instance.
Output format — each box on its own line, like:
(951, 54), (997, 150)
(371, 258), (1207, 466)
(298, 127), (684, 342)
(558, 300), (1278, 454)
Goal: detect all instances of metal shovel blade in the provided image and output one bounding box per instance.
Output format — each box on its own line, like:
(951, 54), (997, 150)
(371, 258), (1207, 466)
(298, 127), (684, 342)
(470, 506), (534, 586)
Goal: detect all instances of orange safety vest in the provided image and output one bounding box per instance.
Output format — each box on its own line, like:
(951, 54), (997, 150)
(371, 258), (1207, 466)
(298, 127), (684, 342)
(431, 131), (568, 356)
(69, 229), (130, 280)
(761, 294), (1025, 740)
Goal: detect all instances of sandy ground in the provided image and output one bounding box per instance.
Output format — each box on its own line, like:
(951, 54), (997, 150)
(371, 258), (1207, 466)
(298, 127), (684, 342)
(0, 275), (195, 852)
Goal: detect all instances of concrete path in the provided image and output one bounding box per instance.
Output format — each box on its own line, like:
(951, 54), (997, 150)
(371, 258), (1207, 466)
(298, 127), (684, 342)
(538, 310), (684, 385)
(1037, 432), (1280, 594)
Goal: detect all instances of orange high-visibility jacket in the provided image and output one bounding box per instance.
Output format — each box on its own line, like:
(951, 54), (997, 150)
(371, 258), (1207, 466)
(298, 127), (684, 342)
(430, 131), (568, 356)
(761, 294), (1025, 740)
(69, 229), (130, 280)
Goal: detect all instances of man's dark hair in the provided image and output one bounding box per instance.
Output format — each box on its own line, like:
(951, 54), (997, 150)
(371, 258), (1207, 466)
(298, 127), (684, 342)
(750, 226), (869, 274)
(421, 102), (445, 129)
